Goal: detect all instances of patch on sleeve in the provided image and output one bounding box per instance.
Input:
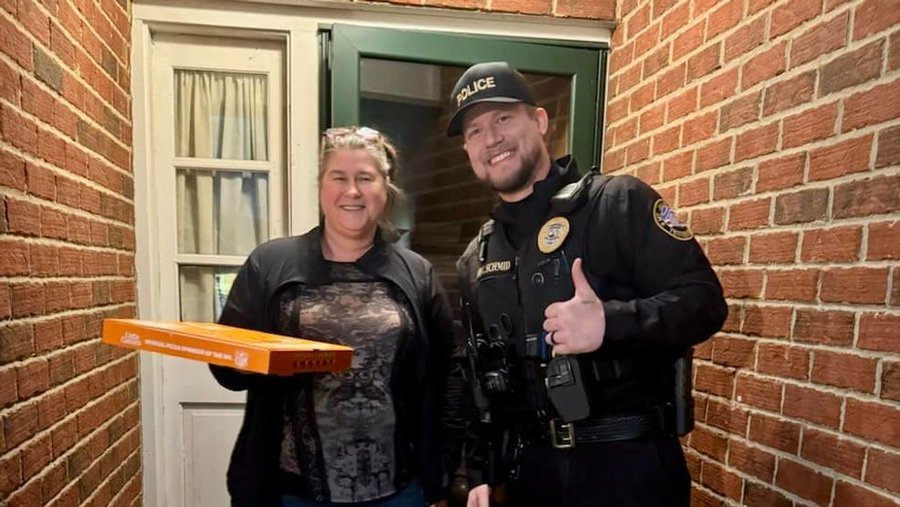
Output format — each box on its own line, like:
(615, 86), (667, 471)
(653, 199), (693, 241)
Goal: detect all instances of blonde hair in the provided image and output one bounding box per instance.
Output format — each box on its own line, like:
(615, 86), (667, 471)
(318, 126), (404, 235)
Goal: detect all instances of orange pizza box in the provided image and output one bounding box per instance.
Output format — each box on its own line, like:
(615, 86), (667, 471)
(102, 319), (353, 375)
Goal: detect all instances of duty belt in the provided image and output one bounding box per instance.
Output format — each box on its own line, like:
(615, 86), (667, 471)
(542, 404), (675, 449)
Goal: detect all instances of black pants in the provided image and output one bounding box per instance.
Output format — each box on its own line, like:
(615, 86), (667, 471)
(504, 435), (691, 507)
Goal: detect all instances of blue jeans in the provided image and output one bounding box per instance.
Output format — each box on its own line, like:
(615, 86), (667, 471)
(279, 482), (426, 507)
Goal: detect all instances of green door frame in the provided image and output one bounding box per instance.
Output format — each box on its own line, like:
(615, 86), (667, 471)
(326, 25), (607, 168)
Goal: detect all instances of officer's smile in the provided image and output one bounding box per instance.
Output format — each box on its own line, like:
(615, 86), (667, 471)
(489, 150), (515, 166)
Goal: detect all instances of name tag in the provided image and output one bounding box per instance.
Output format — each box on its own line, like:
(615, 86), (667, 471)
(477, 259), (512, 279)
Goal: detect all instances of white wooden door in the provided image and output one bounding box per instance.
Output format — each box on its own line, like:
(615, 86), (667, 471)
(149, 34), (286, 507)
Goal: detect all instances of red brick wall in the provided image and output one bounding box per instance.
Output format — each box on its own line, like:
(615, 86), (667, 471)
(370, 0), (616, 19)
(605, 0), (899, 505)
(0, 0), (140, 505)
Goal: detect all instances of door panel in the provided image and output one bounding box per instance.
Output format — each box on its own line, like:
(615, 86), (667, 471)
(150, 34), (286, 506)
(182, 404), (245, 507)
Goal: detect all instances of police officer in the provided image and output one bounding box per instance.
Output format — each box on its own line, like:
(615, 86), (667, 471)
(448, 62), (727, 507)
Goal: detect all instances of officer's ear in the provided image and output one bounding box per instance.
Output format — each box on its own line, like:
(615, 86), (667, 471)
(532, 106), (549, 136)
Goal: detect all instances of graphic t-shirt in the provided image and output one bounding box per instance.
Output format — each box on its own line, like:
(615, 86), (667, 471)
(278, 262), (413, 503)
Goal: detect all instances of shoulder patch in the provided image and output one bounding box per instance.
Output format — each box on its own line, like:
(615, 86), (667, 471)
(653, 199), (693, 241)
(537, 216), (570, 254)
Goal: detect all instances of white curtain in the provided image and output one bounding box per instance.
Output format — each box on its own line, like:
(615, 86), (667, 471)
(174, 70), (269, 322)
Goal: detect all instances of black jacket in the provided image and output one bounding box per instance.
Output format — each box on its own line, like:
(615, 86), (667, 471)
(454, 157), (727, 481)
(210, 227), (454, 505)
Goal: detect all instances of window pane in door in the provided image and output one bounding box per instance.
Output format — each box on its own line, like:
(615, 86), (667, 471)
(176, 168), (269, 255)
(174, 70), (269, 161)
(179, 266), (240, 322)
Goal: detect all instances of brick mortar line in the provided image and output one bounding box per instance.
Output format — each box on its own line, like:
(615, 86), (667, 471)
(0, 335), (138, 383)
(63, 0), (133, 65)
(70, 0), (134, 64)
(1, 274), (137, 284)
(607, 63), (900, 153)
(0, 209), (137, 248)
(744, 456), (900, 507)
(0, 265), (136, 278)
(0, 269), (136, 281)
(666, 165), (900, 212)
(711, 259), (900, 271)
(720, 306), (897, 323)
(0, 220), (136, 255)
(0, 368), (137, 462)
(873, 360), (884, 399)
(688, 211), (900, 231)
(0, 337), (104, 370)
(9, 0), (134, 108)
(3, 71), (135, 179)
(0, 62), (133, 169)
(610, 0), (755, 87)
(684, 482), (738, 507)
(686, 432), (832, 505)
(607, 7), (894, 132)
(717, 327), (893, 346)
(691, 416), (899, 473)
(614, 0), (639, 25)
(686, 452), (806, 507)
(76, 424), (142, 507)
(615, 128), (882, 184)
(701, 335), (898, 359)
(0, 176), (137, 225)
(707, 242), (900, 262)
(677, 167), (900, 217)
(0, 302), (137, 331)
(8, 399), (141, 506)
(0, 226), (138, 250)
(0, 110), (131, 191)
(612, 0), (859, 89)
(100, 448), (142, 507)
(673, 146), (900, 191)
(858, 220), (870, 262)
(0, 12), (133, 141)
(0, 41), (134, 159)
(0, 66), (133, 165)
(704, 367), (900, 407)
(852, 306), (863, 349)
(0, 234), (136, 255)
(701, 471), (823, 507)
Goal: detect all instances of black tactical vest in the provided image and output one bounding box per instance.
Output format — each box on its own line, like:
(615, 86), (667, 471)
(473, 170), (610, 418)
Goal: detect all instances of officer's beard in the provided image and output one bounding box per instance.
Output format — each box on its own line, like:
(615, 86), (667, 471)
(488, 145), (543, 197)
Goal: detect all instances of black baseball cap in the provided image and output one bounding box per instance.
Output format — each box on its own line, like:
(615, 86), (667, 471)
(446, 61), (537, 136)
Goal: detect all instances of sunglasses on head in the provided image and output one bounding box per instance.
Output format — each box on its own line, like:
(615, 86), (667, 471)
(324, 126), (382, 142)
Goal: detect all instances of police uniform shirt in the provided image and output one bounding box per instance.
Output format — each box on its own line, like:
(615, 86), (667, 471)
(491, 161), (568, 247)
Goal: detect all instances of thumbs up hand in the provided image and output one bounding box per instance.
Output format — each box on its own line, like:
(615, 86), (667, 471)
(543, 258), (606, 355)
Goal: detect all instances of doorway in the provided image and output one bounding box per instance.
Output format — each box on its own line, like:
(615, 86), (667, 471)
(324, 24), (606, 308)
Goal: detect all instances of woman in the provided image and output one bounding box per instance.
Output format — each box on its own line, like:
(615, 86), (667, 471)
(211, 127), (453, 507)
